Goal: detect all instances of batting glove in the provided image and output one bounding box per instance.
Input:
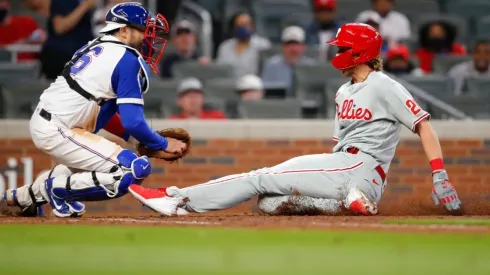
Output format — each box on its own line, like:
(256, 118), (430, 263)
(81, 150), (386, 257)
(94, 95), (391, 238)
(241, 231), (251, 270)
(431, 170), (462, 213)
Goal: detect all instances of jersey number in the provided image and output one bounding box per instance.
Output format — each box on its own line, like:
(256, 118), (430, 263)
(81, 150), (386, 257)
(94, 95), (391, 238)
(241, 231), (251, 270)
(405, 99), (421, 115)
(70, 46), (104, 75)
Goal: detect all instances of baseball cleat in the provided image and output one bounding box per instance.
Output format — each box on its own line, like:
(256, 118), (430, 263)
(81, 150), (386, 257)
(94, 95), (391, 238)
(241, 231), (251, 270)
(345, 187), (378, 216)
(129, 185), (187, 217)
(45, 179), (85, 218)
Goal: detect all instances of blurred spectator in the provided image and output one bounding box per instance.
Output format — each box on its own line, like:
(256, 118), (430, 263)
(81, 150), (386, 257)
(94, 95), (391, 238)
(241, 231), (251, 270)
(449, 40), (490, 95)
(216, 12), (271, 78)
(236, 74), (264, 101)
(39, 0), (96, 80)
(93, 0), (128, 35)
(0, 0), (46, 62)
(261, 26), (315, 93)
(159, 20), (209, 78)
(170, 78), (227, 120)
(304, 0), (341, 59)
(355, 11), (388, 54)
(415, 21), (466, 74)
(383, 45), (424, 76)
(357, 0), (410, 46)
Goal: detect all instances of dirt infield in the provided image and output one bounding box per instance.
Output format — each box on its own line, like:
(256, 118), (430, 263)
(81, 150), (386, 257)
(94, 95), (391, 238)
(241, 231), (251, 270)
(1, 196), (490, 234)
(1, 214), (490, 234)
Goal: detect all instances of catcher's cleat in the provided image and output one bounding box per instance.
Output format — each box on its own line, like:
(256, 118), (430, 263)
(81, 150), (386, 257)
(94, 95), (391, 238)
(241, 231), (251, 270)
(345, 188), (378, 216)
(45, 179), (85, 218)
(129, 185), (187, 217)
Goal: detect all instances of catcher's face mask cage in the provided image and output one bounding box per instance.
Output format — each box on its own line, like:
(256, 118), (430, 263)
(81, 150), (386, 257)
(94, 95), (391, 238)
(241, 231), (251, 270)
(327, 23), (383, 70)
(142, 14), (169, 74)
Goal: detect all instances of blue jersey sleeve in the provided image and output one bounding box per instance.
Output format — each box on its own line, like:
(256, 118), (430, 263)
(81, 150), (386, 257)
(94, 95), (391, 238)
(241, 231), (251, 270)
(93, 99), (118, 134)
(112, 50), (168, 150)
(112, 50), (145, 105)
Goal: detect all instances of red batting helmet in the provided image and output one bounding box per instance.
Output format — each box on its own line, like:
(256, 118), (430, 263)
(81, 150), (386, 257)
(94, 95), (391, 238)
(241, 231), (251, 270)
(327, 23), (383, 70)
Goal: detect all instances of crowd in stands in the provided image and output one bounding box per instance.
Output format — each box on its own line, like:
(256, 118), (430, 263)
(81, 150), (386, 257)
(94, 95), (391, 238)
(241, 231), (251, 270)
(1, 0), (490, 119)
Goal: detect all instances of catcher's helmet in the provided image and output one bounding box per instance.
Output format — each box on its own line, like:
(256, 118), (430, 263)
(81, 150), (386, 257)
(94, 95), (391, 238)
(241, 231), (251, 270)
(327, 23), (382, 70)
(99, 2), (170, 74)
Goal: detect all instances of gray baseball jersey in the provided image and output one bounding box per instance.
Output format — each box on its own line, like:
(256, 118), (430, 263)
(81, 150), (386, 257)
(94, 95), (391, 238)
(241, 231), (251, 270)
(174, 72), (429, 213)
(333, 71), (430, 172)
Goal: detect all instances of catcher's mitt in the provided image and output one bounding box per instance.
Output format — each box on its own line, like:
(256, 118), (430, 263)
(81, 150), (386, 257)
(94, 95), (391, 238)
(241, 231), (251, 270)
(137, 128), (191, 162)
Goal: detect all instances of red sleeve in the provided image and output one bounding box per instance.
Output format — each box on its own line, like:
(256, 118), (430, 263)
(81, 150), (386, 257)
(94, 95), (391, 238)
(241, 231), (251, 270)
(452, 43), (467, 55)
(24, 17), (40, 34)
(415, 48), (433, 74)
(205, 110), (227, 119)
(104, 113), (126, 138)
(215, 111), (227, 119)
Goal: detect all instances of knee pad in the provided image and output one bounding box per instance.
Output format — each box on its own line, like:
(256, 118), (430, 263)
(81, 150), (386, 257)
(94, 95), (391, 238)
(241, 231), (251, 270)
(117, 149), (152, 179)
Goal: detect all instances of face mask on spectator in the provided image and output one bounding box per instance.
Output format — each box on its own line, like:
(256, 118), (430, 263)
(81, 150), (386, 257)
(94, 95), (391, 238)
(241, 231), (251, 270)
(426, 38), (447, 52)
(0, 8), (8, 22)
(234, 26), (252, 41)
(318, 20), (334, 30)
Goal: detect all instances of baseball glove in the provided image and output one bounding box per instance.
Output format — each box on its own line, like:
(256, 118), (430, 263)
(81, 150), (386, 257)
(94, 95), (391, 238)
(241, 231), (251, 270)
(137, 128), (191, 162)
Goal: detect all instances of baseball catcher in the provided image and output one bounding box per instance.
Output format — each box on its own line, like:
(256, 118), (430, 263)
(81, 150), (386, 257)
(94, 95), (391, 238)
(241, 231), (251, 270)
(0, 3), (189, 218)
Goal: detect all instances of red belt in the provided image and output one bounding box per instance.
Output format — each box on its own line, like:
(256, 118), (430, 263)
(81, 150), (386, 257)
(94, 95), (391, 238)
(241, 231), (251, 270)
(346, 147), (386, 183)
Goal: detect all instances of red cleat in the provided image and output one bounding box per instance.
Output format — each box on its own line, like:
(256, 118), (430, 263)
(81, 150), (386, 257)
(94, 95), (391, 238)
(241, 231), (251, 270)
(345, 188), (378, 216)
(128, 185), (187, 216)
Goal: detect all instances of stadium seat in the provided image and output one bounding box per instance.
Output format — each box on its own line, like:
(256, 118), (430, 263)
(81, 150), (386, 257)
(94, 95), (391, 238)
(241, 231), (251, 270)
(237, 99), (302, 118)
(172, 62), (234, 81)
(441, 95), (490, 118)
(259, 46), (320, 70)
(295, 64), (338, 97)
(400, 75), (454, 98)
(464, 76), (490, 96)
(413, 14), (468, 42)
(446, 0), (490, 20)
(432, 55), (472, 74)
(336, 0), (372, 21)
(0, 50), (12, 62)
(1, 80), (49, 118)
(324, 78), (347, 118)
(294, 64), (340, 116)
(476, 15), (490, 37)
(0, 63), (39, 82)
(192, 0), (224, 18)
(203, 78), (239, 100)
(145, 78), (181, 118)
(253, 2), (310, 43)
(280, 12), (313, 30)
(396, 0), (441, 20)
(204, 97), (227, 113)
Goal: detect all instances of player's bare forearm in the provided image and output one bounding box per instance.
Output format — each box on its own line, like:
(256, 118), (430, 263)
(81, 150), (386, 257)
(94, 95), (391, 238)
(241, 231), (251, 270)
(416, 119), (462, 212)
(415, 119), (443, 162)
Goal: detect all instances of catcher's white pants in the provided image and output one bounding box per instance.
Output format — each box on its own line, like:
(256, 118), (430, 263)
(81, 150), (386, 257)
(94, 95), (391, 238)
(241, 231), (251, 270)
(9, 103), (126, 208)
(30, 103), (123, 173)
